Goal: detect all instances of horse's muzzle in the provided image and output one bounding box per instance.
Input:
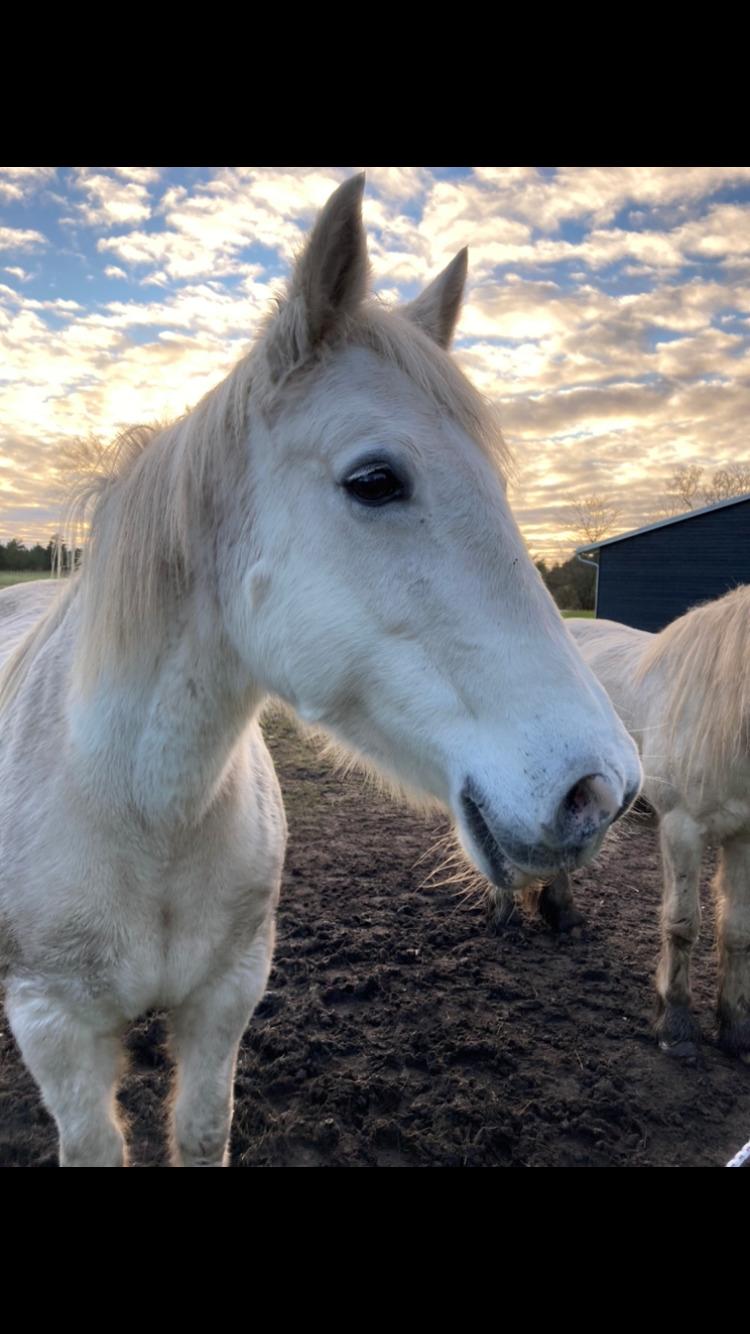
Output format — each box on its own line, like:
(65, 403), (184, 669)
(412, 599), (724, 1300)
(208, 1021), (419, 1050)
(458, 771), (632, 886)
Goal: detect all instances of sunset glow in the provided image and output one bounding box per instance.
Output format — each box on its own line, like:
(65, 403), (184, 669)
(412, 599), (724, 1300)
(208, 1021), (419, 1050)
(2, 166), (749, 561)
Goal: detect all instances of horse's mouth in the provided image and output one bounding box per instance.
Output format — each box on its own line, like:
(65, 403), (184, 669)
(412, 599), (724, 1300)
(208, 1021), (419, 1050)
(459, 787), (606, 888)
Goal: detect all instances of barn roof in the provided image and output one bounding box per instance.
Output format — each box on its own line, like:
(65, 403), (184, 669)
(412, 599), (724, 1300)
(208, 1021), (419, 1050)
(576, 491), (750, 555)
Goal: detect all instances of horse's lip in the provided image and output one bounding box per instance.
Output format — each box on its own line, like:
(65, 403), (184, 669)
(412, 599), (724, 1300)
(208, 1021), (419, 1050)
(459, 786), (604, 885)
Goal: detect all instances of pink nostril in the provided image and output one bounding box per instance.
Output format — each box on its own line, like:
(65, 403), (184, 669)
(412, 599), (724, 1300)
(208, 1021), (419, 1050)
(559, 773), (619, 838)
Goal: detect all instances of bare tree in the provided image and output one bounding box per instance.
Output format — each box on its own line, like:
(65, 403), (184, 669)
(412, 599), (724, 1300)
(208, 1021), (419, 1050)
(702, 463), (750, 505)
(669, 464), (703, 512)
(567, 495), (622, 548)
(653, 461), (750, 521)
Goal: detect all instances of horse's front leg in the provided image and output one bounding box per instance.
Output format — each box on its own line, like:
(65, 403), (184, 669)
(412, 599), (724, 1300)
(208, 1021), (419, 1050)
(655, 809), (704, 1058)
(517, 869), (587, 933)
(169, 920), (275, 1167)
(487, 884), (516, 928)
(715, 833), (750, 1062)
(528, 871), (585, 933)
(5, 981), (127, 1167)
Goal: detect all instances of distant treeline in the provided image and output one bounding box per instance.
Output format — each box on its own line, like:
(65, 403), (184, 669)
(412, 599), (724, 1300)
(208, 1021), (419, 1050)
(536, 554), (596, 610)
(0, 539), (80, 572)
(2, 537), (595, 608)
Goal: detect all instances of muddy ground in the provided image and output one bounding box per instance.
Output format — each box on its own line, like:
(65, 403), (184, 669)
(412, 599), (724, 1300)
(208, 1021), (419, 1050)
(2, 707), (749, 1167)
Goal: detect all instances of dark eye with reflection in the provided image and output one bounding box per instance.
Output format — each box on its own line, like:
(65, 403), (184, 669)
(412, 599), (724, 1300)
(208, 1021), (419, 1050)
(343, 464), (406, 508)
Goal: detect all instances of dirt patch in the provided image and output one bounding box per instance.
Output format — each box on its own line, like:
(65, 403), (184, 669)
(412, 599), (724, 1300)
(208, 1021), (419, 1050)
(2, 708), (749, 1167)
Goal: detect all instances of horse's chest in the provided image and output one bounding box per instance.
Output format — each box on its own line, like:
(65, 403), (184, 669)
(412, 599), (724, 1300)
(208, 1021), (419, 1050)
(107, 840), (280, 1015)
(11, 810), (283, 1019)
(116, 895), (228, 1012)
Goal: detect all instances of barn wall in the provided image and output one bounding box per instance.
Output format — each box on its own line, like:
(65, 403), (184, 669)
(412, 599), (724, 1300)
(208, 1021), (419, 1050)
(597, 499), (750, 632)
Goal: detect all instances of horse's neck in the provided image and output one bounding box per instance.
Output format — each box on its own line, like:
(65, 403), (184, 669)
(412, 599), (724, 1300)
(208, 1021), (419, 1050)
(71, 582), (263, 828)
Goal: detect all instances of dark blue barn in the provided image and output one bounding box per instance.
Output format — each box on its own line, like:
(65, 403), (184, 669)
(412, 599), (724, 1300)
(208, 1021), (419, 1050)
(577, 492), (750, 632)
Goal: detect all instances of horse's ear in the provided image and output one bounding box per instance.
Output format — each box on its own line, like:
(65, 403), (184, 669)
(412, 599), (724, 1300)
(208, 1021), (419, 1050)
(402, 249), (468, 349)
(267, 174), (369, 379)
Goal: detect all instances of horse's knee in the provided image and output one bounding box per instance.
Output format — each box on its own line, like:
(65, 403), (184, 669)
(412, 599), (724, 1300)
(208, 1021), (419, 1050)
(171, 1088), (233, 1167)
(663, 913), (700, 951)
(6, 986), (128, 1167)
(172, 1122), (231, 1167)
(60, 1123), (127, 1168)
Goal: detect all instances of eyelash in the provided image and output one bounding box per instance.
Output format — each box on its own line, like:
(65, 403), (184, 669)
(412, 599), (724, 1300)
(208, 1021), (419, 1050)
(342, 463), (407, 507)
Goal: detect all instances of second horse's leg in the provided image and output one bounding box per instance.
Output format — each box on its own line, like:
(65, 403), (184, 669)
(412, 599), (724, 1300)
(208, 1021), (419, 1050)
(655, 809), (704, 1059)
(715, 833), (750, 1062)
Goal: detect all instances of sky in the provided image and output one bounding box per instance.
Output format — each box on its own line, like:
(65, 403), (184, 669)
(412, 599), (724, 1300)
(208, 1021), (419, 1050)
(1, 165), (749, 561)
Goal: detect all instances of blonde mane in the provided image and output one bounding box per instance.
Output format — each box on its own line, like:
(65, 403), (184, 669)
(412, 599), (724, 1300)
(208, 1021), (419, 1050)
(1, 295), (508, 701)
(637, 584), (750, 783)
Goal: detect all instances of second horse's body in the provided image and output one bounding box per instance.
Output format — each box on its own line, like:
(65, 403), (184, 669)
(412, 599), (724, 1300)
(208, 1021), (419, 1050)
(555, 593), (750, 1060)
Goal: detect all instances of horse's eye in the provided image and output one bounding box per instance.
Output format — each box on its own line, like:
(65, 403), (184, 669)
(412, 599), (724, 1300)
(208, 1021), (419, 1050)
(343, 465), (405, 507)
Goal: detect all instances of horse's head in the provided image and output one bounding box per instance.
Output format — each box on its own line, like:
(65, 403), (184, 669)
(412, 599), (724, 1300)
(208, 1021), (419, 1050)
(225, 175), (641, 887)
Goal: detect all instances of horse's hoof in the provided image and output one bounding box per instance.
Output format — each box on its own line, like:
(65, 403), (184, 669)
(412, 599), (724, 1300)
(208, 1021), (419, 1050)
(655, 1003), (701, 1061)
(534, 880), (585, 935)
(718, 1015), (750, 1064)
(538, 902), (586, 935)
(658, 1037), (699, 1063)
(553, 908), (586, 935)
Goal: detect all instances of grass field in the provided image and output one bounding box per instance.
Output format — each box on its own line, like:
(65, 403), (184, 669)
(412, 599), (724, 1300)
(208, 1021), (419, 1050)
(561, 609), (594, 618)
(0, 571), (54, 588)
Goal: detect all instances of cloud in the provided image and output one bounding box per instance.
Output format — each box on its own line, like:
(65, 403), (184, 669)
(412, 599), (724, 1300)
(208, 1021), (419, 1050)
(72, 169), (154, 227)
(0, 167), (56, 202)
(467, 166), (750, 231)
(112, 167), (162, 185)
(2, 167), (750, 560)
(97, 167), (350, 281)
(0, 226), (47, 253)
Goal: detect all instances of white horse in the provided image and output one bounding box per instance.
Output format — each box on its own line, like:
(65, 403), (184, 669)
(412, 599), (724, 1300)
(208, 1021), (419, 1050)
(552, 589), (750, 1061)
(0, 176), (641, 1166)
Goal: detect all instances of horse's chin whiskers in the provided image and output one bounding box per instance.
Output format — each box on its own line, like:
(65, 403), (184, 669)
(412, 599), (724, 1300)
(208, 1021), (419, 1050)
(410, 827), (456, 874)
